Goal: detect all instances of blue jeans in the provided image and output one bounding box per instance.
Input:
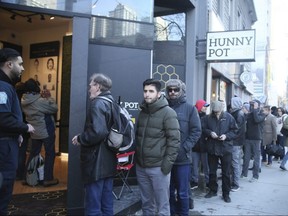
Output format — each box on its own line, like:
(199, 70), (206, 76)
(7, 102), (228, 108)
(242, 139), (261, 179)
(136, 165), (171, 216)
(261, 144), (272, 164)
(231, 146), (242, 187)
(84, 177), (114, 216)
(191, 151), (209, 184)
(27, 134), (56, 181)
(170, 164), (190, 216)
(280, 149), (288, 168)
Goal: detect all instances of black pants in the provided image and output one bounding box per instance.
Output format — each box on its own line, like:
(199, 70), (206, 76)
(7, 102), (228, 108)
(207, 152), (232, 196)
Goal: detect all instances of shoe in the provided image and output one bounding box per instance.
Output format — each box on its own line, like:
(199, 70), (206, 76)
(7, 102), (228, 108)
(266, 163), (272, 167)
(240, 174), (247, 179)
(205, 191), (217, 198)
(280, 166), (287, 171)
(249, 177), (258, 183)
(231, 185), (240, 192)
(223, 195), (231, 203)
(248, 167), (253, 170)
(189, 198), (194, 209)
(43, 178), (59, 187)
(190, 181), (198, 190)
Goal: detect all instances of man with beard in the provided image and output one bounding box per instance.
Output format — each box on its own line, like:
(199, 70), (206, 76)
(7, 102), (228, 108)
(0, 48), (35, 215)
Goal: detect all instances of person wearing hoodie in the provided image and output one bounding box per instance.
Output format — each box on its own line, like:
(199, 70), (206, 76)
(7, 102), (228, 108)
(165, 79), (201, 215)
(136, 79), (180, 216)
(241, 99), (265, 182)
(190, 99), (210, 190)
(0, 48), (35, 215)
(21, 78), (59, 187)
(229, 96), (246, 192)
(202, 100), (238, 203)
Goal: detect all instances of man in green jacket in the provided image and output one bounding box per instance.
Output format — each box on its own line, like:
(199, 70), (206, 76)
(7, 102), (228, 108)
(135, 78), (180, 216)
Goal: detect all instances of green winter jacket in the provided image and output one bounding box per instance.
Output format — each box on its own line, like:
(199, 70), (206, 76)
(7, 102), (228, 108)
(135, 94), (180, 175)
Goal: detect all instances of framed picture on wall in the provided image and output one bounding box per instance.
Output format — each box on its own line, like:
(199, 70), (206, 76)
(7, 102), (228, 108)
(29, 41), (59, 102)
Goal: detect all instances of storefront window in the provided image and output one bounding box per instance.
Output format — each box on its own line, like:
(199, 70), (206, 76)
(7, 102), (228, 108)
(92, 0), (153, 23)
(89, 16), (154, 49)
(154, 13), (185, 41)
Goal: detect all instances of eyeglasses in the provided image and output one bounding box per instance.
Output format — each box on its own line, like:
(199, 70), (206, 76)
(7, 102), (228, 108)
(168, 88), (180, 93)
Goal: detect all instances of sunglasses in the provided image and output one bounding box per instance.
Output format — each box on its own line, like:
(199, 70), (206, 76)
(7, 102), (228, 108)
(168, 88), (180, 93)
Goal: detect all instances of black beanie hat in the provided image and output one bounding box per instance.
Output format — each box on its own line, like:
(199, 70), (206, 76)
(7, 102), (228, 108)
(24, 78), (40, 93)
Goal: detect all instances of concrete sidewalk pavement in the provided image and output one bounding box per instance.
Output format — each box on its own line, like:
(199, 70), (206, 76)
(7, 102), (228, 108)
(132, 160), (288, 215)
(190, 161), (288, 215)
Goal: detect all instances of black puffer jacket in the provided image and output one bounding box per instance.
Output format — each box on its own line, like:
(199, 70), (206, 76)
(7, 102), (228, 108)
(78, 91), (117, 184)
(202, 111), (238, 156)
(245, 108), (265, 140)
(168, 96), (201, 165)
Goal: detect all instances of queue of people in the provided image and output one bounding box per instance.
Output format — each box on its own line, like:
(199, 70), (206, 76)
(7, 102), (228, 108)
(1, 47), (288, 216)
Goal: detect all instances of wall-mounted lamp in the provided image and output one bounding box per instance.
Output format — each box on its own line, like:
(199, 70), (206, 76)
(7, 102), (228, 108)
(50, 16), (55, 20)
(212, 91), (216, 98)
(27, 17), (32, 23)
(40, 14), (45, 20)
(10, 14), (16, 20)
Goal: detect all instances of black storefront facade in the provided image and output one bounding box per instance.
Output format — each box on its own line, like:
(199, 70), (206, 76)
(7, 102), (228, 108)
(0, 0), (208, 213)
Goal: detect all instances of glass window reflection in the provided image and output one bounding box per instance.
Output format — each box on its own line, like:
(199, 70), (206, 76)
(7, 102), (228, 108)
(154, 13), (186, 41)
(92, 0), (153, 23)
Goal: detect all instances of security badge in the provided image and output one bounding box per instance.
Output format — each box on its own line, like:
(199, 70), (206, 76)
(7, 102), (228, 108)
(0, 92), (8, 104)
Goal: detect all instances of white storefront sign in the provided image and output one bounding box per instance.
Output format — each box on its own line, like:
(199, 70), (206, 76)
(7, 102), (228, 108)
(206, 29), (255, 62)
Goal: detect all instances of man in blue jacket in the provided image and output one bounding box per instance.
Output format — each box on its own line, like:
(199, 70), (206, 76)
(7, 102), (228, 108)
(0, 48), (35, 215)
(166, 79), (201, 216)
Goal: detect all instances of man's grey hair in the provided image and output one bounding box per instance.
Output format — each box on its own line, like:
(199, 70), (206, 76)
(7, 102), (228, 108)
(90, 73), (112, 91)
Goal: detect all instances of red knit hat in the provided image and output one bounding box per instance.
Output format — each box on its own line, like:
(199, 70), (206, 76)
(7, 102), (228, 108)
(195, 99), (209, 112)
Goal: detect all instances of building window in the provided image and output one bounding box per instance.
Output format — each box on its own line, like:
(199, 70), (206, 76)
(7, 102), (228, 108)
(92, 0), (153, 23)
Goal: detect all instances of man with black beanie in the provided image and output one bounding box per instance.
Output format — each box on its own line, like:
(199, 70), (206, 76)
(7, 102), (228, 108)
(0, 48), (35, 215)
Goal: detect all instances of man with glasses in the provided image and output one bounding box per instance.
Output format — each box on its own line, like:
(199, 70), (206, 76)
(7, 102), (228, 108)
(166, 79), (201, 215)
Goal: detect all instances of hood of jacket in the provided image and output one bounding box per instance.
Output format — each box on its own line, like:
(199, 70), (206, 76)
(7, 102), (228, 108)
(140, 94), (169, 114)
(21, 93), (41, 106)
(231, 96), (242, 110)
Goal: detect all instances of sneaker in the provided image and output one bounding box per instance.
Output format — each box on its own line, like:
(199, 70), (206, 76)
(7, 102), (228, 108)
(190, 181), (198, 190)
(223, 195), (231, 203)
(43, 178), (59, 187)
(205, 191), (217, 198)
(280, 165), (287, 171)
(266, 163), (272, 167)
(249, 177), (258, 183)
(189, 198), (194, 209)
(231, 185), (240, 192)
(248, 167), (253, 170)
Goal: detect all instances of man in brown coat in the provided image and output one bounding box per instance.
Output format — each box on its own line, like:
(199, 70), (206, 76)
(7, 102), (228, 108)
(262, 105), (277, 166)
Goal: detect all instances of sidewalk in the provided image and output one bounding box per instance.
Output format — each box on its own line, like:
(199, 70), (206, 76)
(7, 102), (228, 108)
(131, 160), (288, 215)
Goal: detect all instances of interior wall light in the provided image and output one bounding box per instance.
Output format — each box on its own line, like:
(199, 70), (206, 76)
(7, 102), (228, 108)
(40, 14), (45, 20)
(10, 14), (16, 20)
(50, 16), (55, 20)
(212, 91), (216, 98)
(27, 17), (32, 23)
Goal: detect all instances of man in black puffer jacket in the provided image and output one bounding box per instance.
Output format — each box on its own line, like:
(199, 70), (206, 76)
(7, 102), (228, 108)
(166, 79), (201, 216)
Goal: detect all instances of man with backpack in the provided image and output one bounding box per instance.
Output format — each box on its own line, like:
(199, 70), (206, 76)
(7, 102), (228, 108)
(72, 73), (118, 216)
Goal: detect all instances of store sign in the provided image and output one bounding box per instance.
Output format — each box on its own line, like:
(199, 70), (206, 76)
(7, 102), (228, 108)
(206, 29), (255, 62)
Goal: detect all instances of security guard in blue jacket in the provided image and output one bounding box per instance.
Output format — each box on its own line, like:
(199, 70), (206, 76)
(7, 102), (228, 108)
(0, 48), (35, 215)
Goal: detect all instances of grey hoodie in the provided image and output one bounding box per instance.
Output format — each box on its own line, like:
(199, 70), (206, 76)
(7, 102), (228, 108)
(21, 93), (58, 139)
(231, 96), (242, 111)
